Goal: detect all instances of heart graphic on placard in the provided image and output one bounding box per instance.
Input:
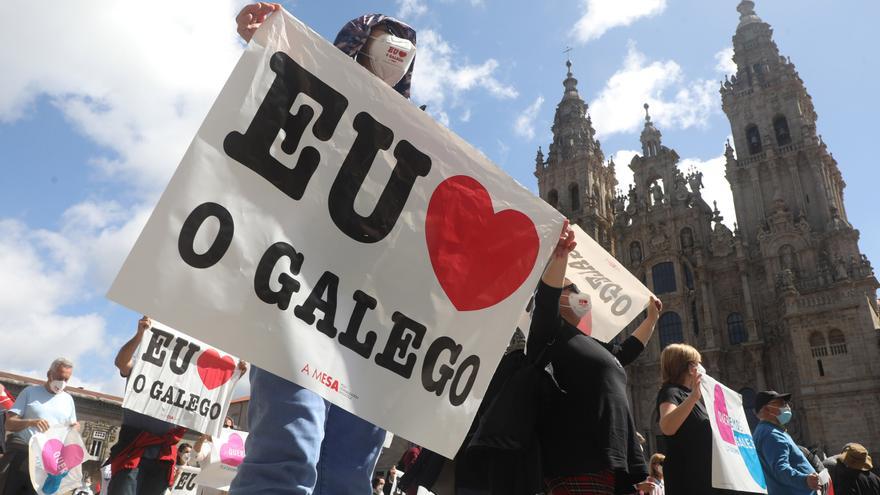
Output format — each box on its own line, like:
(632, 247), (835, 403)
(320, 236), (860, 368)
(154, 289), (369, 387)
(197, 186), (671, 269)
(197, 349), (236, 390)
(220, 433), (246, 467)
(41, 439), (84, 475)
(426, 175), (540, 311)
(713, 384), (735, 444)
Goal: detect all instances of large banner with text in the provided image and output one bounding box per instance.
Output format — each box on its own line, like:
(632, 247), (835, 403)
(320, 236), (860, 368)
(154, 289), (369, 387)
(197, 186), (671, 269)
(565, 225), (654, 342)
(122, 323), (245, 436)
(107, 9), (563, 457)
(700, 374), (767, 493)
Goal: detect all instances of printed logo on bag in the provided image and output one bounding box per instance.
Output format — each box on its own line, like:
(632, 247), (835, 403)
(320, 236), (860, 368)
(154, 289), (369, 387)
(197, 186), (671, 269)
(712, 384), (766, 489)
(220, 433), (246, 467)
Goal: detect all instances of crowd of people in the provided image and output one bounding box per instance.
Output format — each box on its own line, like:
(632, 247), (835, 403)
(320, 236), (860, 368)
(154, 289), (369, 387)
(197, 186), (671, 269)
(1, 3), (878, 495)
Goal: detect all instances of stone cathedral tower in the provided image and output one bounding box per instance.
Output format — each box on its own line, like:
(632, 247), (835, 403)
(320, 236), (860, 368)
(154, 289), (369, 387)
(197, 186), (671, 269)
(535, 0), (880, 456)
(535, 60), (617, 251)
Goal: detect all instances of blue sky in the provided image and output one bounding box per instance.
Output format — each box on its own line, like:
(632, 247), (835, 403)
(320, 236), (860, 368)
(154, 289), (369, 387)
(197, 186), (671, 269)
(1, 0), (877, 396)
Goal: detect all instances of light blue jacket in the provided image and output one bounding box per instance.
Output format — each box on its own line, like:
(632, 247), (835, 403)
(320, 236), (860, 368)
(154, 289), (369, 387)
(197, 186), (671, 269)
(753, 421), (817, 495)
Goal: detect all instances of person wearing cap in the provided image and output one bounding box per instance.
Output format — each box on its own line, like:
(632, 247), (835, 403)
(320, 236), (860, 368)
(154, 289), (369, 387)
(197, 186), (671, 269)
(229, 4), (418, 494)
(828, 443), (880, 494)
(753, 391), (820, 494)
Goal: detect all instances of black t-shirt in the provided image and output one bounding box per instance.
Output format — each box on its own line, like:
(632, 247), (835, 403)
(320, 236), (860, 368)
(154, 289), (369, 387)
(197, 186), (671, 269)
(655, 384), (716, 494)
(528, 282), (648, 484)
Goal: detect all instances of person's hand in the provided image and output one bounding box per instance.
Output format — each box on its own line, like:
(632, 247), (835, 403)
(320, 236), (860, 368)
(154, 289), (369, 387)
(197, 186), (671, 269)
(31, 419), (50, 432)
(137, 316), (152, 336)
(806, 473), (820, 490)
(688, 366), (703, 401)
(236, 3), (281, 42)
(553, 220), (576, 259)
(237, 360), (248, 376)
(71, 421), (81, 431)
(636, 480), (656, 494)
(647, 296), (662, 322)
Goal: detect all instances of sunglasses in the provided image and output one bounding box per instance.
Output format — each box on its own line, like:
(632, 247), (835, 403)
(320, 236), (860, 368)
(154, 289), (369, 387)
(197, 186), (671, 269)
(563, 283), (580, 294)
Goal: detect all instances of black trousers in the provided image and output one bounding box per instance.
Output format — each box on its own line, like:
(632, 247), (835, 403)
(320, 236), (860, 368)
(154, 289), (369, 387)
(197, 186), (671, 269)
(0, 440), (36, 495)
(106, 458), (172, 495)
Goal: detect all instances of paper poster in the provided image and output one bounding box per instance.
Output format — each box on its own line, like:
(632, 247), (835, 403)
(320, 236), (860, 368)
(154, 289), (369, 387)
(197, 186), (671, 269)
(170, 466), (201, 495)
(122, 323), (245, 436)
(565, 225), (654, 342)
(107, 9), (563, 457)
(196, 429), (248, 490)
(28, 425), (86, 495)
(700, 373), (768, 493)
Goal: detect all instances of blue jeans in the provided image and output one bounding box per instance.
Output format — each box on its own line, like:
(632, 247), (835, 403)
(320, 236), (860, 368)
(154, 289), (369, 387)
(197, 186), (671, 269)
(229, 366), (386, 494)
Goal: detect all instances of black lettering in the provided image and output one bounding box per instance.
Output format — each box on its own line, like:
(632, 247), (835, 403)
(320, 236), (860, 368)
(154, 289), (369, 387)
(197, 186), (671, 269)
(293, 271), (339, 338)
(599, 283), (622, 303)
(449, 355), (480, 406)
(568, 259), (595, 271)
(187, 394), (199, 412)
(421, 336), (462, 396)
(254, 242), (304, 310)
(209, 403), (221, 420)
(375, 311), (426, 379)
(569, 249), (583, 259)
(328, 113), (432, 243)
(131, 374), (146, 393)
(173, 388), (187, 408)
(338, 290), (378, 358)
(168, 338), (200, 375)
(141, 328), (174, 367)
(178, 202), (234, 269)
(223, 52), (348, 201)
(611, 296), (633, 316)
(185, 472), (198, 490)
(149, 380), (163, 400)
(199, 399), (211, 416)
(161, 386), (175, 404)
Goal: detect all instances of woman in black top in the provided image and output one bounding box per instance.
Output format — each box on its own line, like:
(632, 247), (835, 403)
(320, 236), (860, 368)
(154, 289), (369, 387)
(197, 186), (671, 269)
(655, 343), (715, 494)
(528, 221), (661, 494)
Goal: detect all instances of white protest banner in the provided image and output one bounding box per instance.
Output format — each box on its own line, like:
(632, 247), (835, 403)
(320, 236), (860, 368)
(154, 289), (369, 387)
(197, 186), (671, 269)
(122, 322), (244, 436)
(28, 425), (86, 495)
(565, 225), (654, 342)
(196, 429), (247, 490)
(170, 466), (201, 495)
(107, 9), (563, 457)
(700, 374), (768, 493)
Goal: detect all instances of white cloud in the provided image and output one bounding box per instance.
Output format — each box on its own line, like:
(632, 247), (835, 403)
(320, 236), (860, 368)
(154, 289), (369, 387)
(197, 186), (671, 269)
(679, 151), (737, 228)
(0, 0), (244, 193)
(571, 0), (667, 44)
(715, 47), (737, 75)
(590, 42), (718, 138)
(396, 0), (428, 19)
(411, 29), (518, 126)
(513, 96), (545, 140)
(609, 149), (640, 194)
(460, 108), (472, 122)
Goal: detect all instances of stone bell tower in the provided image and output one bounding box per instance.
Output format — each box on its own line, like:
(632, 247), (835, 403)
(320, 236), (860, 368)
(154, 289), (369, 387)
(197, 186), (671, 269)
(534, 59), (617, 250)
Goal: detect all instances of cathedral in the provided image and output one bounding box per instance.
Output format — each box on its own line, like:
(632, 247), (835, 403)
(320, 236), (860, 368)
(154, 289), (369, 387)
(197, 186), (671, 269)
(534, 0), (880, 456)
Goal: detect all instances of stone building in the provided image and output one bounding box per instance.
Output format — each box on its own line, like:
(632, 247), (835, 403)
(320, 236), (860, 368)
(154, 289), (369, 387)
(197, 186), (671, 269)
(534, 0), (880, 456)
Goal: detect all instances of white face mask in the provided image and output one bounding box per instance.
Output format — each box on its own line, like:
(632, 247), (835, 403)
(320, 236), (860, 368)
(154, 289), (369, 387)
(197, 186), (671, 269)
(49, 380), (66, 393)
(564, 292), (592, 319)
(181, 452), (191, 464)
(696, 363), (706, 376)
(360, 33), (416, 86)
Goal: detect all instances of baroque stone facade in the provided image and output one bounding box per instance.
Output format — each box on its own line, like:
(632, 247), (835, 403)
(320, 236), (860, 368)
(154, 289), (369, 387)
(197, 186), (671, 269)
(534, 0), (880, 456)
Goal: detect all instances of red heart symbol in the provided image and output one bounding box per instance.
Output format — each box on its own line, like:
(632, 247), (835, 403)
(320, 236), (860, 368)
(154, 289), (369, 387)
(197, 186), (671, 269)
(196, 349), (236, 390)
(426, 175), (539, 311)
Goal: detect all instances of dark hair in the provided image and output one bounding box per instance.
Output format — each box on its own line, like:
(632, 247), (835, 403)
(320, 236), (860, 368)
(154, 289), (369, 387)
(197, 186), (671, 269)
(372, 477), (385, 488)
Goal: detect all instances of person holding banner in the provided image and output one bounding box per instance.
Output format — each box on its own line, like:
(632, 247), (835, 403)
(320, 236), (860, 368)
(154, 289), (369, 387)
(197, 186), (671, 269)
(1, 357), (78, 495)
(229, 4), (421, 495)
(655, 343), (719, 494)
(753, 391), (820, 494)
(529, 221), (661, 495)
(106, 316), (188, 495)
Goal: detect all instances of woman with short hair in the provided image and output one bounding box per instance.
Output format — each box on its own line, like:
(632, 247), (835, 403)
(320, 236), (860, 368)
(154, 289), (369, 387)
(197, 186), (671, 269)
(655, 343), (716, 494)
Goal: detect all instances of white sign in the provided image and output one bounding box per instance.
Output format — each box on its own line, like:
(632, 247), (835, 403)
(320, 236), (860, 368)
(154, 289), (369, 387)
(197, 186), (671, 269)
(169, 466), (201, 495)
(28, 425), (86, 495)
(565, 225), (654, 342)
(107, 10), (562, 457)
(122, 323), (244, 436)
(196, 429), (248, 490)
(700, 374), (768, 493)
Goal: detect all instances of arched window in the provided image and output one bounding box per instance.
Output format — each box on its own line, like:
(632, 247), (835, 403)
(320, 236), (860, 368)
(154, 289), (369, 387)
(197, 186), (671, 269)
(652, 262), (677, 294)
(659, 312), (684, 349)
(548, 189), (559, 208)
(630, 241), (643, 266)
(569, 183), (580, 211)
(828, 329), (848, 355)
(773, 115), (791, 146)
(728, 313), (747, 345)
(746, 124), (762, 155)
(809, 331), (828, 358)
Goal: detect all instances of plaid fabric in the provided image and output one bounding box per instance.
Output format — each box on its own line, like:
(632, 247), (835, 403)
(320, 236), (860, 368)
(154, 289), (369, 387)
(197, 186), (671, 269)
(332, 13), (417, 99)
(545, 470), (616, 495)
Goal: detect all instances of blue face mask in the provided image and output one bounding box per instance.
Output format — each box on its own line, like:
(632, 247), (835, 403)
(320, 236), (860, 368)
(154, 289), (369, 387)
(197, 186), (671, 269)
(776, 405), (793, 425)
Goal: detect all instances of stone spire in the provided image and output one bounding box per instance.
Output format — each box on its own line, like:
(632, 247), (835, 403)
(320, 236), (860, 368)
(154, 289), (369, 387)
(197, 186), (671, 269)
(547, 59), (600, 164)
(640, 103), (662, 157)
(736, 0), (764, 29)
